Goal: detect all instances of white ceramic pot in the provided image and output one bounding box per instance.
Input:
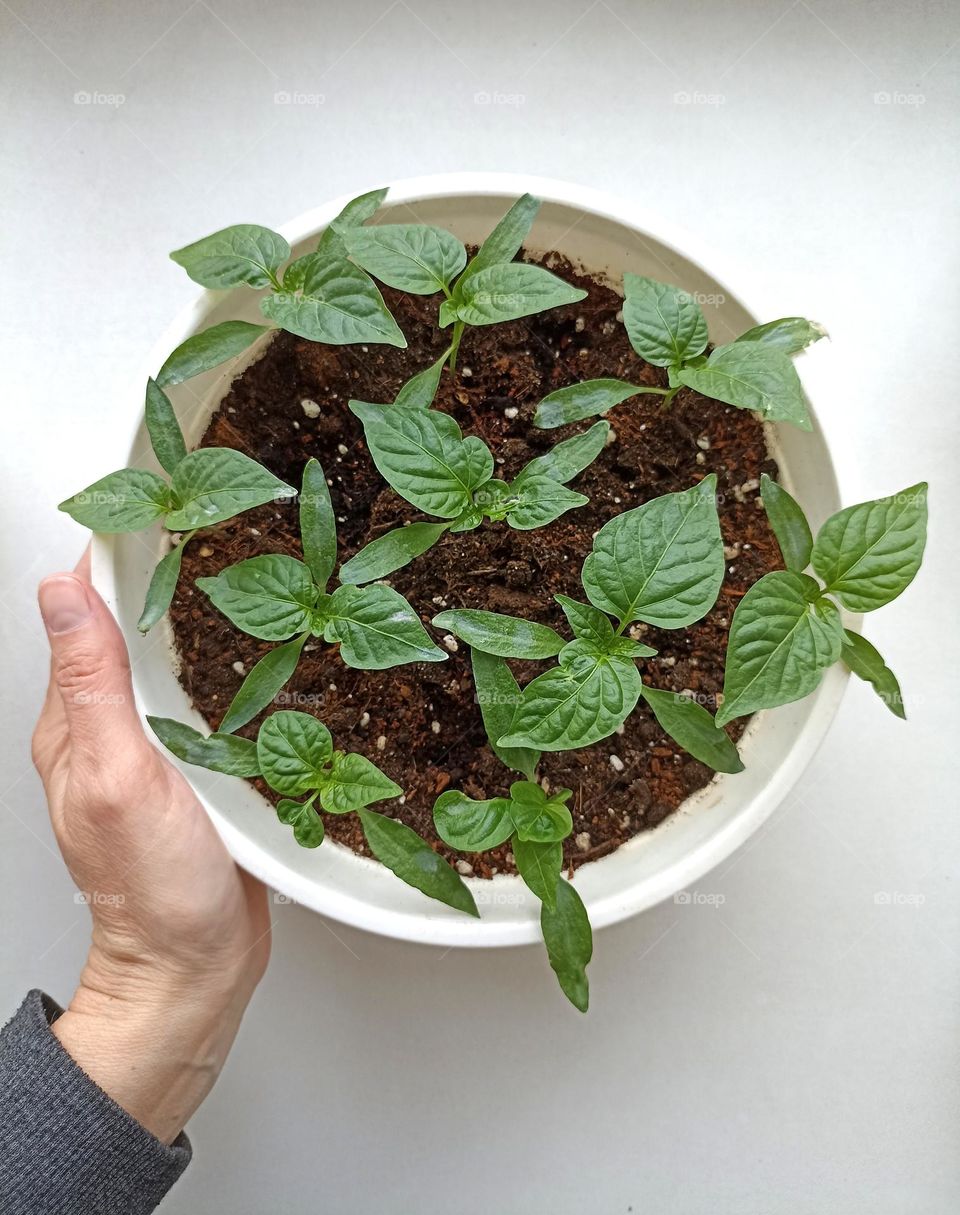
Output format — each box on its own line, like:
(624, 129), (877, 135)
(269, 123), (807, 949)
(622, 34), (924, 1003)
(91, 173), (849, 947)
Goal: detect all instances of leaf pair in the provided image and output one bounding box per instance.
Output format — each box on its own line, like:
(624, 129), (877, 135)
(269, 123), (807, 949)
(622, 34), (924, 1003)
(533, 275), (825, 430)
(148, 710), (476, 916)
(170, 190), (406, 350)
(435, 478), (741, 771)
(339, 194), (586, 368)
(198, 459), (445, 732)
(717, 476), (928, 724)
(58, 379), (295, 632)
(434, 780), (591, 1011)
(338, 405), (608, 584)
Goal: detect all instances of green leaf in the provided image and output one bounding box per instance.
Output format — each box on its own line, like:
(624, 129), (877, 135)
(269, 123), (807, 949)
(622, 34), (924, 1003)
(811, 483), (928, 612)
(344, 224), (467, 294)
(144, 380), (187, 475)
(716, 571), (845, 725)
(622, 274), (708, 367)
(554, 596), (615, 649)
(324, 584), (446, 669)
(276, 796), (325, 848)
(506, 474), (588, 530)
(170, 224), (289, 289)
(432, 609), (564, 659)
(320, 751), (401, 813)
(357, 809), (478, 917)
(533, 379), (650, 429)
(147, 716), (261, 777)
(454, 262), (587, 326)
(197, 554), (318, 641)
(581, 476), (723, 628)
(760, 474), (813, 573)
(513, 838), (562, 912)
(393, 349), (449, 409)
(166, 449), (295, 531)
(459, 193), (541, 285)
(316, 186), (389, 258)
(508, 781), (573, 844)
(58, 469), (171, 533)
(137, 535), (191, 633)
(500, 652), (643, 751)
(513, 421), (609, 486)
(256, 710), (333, 796)
(339, 522), (449, 585)
(220, 632), (308, 733)
(470, 649), (540, 780)
(735, 316), (827, 355)
(350, 401), (493, 518)
(438, 299), (459, 328)
(433, 790), (515, 851)
(261, 254), (406, 347)
(299, 457), (337, 590)
(540, 878), (592, 1012)
(676, 342), (811, 430)
(841, 629), (906, 720)
(155, 321), (269, 389)
(640, 685), (743, 773)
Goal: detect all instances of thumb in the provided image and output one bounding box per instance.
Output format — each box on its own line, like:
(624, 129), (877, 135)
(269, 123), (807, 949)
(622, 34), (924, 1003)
(38, 573), (144, 754)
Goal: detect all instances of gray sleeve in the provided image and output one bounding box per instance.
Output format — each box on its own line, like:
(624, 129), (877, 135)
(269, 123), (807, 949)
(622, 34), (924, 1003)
(0, 990), (192, 1214)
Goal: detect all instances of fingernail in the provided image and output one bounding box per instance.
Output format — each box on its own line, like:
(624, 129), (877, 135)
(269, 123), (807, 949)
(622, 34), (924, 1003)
(39, 576), (92, 635)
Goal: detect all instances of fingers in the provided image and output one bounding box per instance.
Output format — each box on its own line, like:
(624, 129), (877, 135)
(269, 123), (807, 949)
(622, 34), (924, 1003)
(38, 572), (145, 758)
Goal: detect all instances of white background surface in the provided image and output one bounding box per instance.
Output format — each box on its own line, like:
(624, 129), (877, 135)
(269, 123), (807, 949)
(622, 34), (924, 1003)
(1, 1), (958, 1211)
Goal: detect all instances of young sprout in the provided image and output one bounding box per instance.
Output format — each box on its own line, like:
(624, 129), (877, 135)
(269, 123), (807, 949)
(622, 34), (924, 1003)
(195, 458), (447, 733)
(340, 193), (587, 371)
(435, 477), (741, 770)
(148, 711), (476, 917)
(58, 379), (295, 632)
(533, 276), (826, 432)
(166, 189), (405, 381)
(431, 647), (591, 1010)
(339, 375), (609, 584)
(717, 475), (928, 724)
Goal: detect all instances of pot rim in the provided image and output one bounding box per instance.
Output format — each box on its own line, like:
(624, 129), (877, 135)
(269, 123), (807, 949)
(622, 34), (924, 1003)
(92, 173), (850, 947)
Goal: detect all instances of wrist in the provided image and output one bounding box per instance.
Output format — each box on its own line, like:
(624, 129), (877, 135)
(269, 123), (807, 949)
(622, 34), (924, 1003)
(53, 959), (251, 1145)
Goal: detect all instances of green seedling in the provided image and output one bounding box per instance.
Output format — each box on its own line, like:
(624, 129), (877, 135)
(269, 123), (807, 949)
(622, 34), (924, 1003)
(148, 711), (476, 916)
(717, 475), (928, 723)
(533, 277), (826, 432)
(196, 458), (446, 733)
(59, 379), (294, 632)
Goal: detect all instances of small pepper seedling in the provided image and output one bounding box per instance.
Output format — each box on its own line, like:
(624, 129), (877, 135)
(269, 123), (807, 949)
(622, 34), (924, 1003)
(716, 475), (928, 724)
(148, 711), (476, 917)
(533, 276), (826, 432)
(434, 476), (742, 771)
(340, 392), (609, 583)
(341, 193), (587, 371)
(432, 646), (592, 1009)
(58, 379), (295, 632)
(197, 458), (446, 733)
(167, 189), (406, 370)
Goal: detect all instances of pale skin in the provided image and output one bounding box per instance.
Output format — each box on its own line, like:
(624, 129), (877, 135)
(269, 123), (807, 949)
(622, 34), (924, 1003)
(31, 552), (271, 1145)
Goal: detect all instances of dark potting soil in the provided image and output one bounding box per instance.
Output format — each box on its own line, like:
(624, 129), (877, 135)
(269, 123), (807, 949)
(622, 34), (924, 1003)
(168, 254), (784, 877)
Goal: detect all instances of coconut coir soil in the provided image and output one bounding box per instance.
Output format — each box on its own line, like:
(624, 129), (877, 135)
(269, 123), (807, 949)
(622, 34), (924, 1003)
(168, 256), (783, 877)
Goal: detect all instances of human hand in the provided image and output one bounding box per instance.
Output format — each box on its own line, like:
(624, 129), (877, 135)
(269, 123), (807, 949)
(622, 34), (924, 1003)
(31, 552), (271, 1144)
